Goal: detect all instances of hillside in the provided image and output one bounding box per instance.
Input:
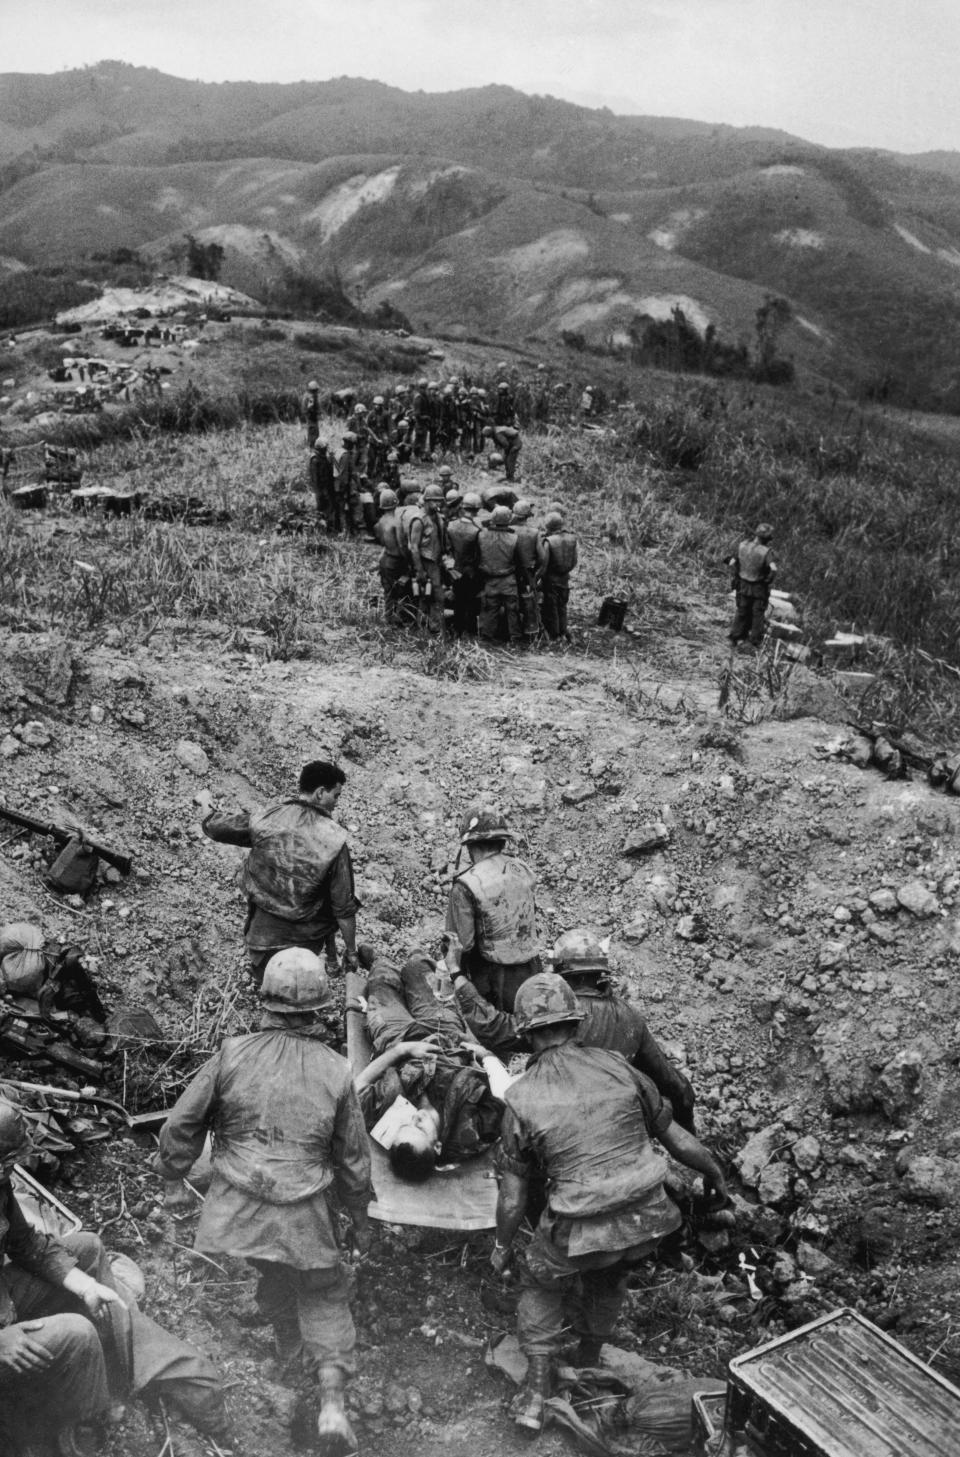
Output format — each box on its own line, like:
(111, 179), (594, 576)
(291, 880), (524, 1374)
(2, 386), (960, 1453)
(3, 64), (960, 405)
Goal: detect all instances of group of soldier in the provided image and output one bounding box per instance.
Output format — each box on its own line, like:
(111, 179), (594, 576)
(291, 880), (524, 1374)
(303, 377), (580, 645)
(374, 476), (579, 644)
(151, 773), (728, 1452)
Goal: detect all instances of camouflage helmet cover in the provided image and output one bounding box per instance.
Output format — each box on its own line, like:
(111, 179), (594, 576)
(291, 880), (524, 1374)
(458, 806), (514, 844)
(553, 928), (608, 976)
(514, 972), (585, 1034)
(462, 491), (482, 511)
(422, 483), (445, 503)
(511, 499), (533, 520)
(379, 488), (399, 509)
(260, 948), (334, 1013)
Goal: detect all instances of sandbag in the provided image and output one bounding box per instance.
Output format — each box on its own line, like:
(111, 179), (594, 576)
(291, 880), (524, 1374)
(0, 921), (46, 995)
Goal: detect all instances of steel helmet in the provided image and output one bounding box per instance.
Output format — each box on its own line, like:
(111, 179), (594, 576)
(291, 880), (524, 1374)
(544, 511), (564, 532)
(498, 381), (509, 392)
(428, 381), (439, 390)
(260, 948), (334, 1013)
(462, 492), (482, 511)
(445, 488), (462, 505)
(482, 425), (494, 437)
(443, 385), (454, 395)
(0, 1099), (32, 1161)
(756, 522), (774, 541)
(553, 928), (608, 976)
(511, 499), (533, 520)
(373, 395), (385, 406)
(514, 973), (584, 1034)
(422, 483), (445, 503)
(354, 403), (367, 415)
(379, 488), (399, 509)
(438, 465), (453, 479)
(459, 806), (514, 844)
(307, 379), (320, 391)
(488, 452), (504, 468)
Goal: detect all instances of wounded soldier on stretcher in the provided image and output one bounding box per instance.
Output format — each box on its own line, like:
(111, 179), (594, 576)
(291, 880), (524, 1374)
(354, 946), (513, 1183)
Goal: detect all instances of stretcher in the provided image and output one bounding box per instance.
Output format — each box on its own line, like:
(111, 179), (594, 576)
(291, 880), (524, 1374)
(345, 972), (497, 1231)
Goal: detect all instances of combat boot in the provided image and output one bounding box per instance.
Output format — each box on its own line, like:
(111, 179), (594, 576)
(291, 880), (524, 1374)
(512, 1353), (553, 1432)
(575, 1336), (604, 1367)
(316, 1365), (358, 1457)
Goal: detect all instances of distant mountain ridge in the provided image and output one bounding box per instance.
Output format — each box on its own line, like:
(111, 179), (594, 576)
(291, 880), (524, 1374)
(3, 62), (960, 409)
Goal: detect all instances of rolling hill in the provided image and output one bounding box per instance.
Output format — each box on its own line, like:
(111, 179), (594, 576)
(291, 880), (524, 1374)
(3, 62), (960, 406)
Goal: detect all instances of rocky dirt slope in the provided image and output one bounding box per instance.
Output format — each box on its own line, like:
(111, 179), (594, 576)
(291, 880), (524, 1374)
(1, 437), (959, 1454)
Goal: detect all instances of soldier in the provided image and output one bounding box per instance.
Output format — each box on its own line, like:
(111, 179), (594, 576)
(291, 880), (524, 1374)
(157, 950), (372, 1457)
(202, 761), (360, 985)
(310, 438), (336, 530)
(374, 488), (409, 624)
(446, 806), (540, 1011)
(477, 504), (522, 644)
(408, 483), (446, 633)
(494, 380), (517, 426)
(302, 379), (321, 447)
(331, 432), (358, 535)
(482, 423), (522, 483)
(491, 974), (727, 1432)
(445, 491), (482, 636)
(411, 378), (431, 460)
(396, 482), (423, 586)
(437, 385), (460, 460)
(345, 402), (369, 475)
(728, 522), (776, 653)
(555, 930), (696, 1128)
(443, 487), (463, 527)
(366, 396), (390, 479)
(511, 499), (545, 643)
(541, 511), (578, 641)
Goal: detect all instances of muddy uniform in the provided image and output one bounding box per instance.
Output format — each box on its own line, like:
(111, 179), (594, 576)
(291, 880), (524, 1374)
(330, 446), (357, 533)
(446, 850), (541, 1011)
(445, 515), (482, 635)
(453, 982), (695, 1128)
(501, 1048), (680, 1363)
(157, 1024), (372, 1378)
(0, 1189), (225, 1452)
(203, 799), (359, 984)
(541, 528), (578, 640)
(514, 523), (545, 639)
(374, 509), (409, 622)
(729, 537), (776, 647)
(358, 954), (503, 1162)
(477, 521), (522, 642)
(408, 508), (446, 632)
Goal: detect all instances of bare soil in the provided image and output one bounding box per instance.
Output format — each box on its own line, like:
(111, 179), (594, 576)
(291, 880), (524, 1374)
(2, 418), (960, 1456)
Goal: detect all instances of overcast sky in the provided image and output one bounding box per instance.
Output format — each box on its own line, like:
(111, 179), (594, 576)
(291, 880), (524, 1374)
(5, 0), (960, 154)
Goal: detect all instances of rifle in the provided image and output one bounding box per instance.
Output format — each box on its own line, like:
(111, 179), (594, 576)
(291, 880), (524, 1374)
(0, 803), (133, 876)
